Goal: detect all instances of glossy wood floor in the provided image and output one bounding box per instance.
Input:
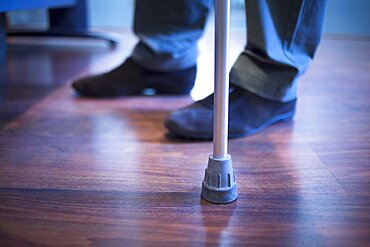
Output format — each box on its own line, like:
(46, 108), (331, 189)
(0, 31), (370, 246)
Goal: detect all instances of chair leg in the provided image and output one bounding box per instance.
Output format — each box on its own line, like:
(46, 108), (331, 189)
(7, 0), (120, 47)
(0, 13), (6, 65)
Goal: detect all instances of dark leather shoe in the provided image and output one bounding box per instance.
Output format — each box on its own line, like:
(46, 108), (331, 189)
(72, 57), (196, 97)
(164, 85), (296, 139)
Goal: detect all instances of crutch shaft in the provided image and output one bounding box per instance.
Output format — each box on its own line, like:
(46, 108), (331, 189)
(213, 0), (230, 159)
(201, 0), (237, 204)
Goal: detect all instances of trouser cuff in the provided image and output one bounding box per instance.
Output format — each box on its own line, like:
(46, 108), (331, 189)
(230, 53), (298, 102)
(131, 41), (198, 72)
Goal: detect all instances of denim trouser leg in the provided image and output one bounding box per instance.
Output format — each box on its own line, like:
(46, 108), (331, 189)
(230, 0), (327, 102)
(131, 0), (212, 72)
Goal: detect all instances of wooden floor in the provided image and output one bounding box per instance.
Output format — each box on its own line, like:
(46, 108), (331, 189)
(0, 31), (370, 246)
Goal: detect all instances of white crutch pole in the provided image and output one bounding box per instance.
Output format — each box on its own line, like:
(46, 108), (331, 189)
(201, 0), (237, 204)
(213, 0), (230, 159)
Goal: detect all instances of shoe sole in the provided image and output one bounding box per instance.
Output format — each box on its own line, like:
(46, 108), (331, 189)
(73, 82), (193, 97)
(165, 110), (296, 140)
(228, 110), (295, 139)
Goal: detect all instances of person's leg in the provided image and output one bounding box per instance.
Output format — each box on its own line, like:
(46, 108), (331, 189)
(132, 0), (212, 72)
(72, 0), (212, 97)
(230, 0), (327, 102)
(165, 0), (327, 139)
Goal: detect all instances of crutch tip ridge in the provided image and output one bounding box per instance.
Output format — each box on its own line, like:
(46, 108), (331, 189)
(201, 154), (238, 204)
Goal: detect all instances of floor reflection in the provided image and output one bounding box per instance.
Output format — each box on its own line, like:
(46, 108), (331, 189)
(201, 202), (237, 247)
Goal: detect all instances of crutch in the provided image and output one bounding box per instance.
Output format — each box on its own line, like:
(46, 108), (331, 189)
(201, 0), (237, 204)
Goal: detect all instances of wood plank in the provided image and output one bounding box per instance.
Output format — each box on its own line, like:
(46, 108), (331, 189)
(0, 31), (369, 246)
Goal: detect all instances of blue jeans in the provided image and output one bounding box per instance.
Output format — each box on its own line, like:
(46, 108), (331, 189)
(132, 0), (327, 102)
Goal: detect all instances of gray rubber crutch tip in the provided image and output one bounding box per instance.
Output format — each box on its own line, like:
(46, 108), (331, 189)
(201, 154), (238, 204)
